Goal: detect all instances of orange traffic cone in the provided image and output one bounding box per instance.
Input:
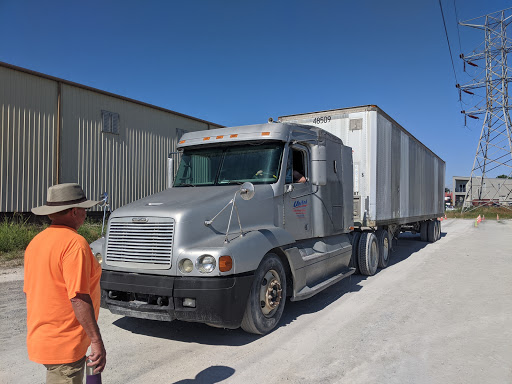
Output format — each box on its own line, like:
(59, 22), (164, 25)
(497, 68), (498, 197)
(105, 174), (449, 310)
(497, 214), (500, 221)
(483, 215), (485, 220)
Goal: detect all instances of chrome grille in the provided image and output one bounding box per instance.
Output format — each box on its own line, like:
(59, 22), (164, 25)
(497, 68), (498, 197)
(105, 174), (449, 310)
(106, 218), (174, 266)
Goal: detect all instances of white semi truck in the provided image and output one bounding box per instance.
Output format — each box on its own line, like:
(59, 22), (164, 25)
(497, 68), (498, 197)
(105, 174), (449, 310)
(97, 105), (445, 335)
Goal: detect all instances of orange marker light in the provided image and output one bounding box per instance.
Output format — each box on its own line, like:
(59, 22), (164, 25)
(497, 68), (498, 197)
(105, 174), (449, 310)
(262, 132), (270, 136)
(179, 140), (186, 144)
(216, 135), (224, 139)
(219, 256), (233, 272)
(203, 137), (211, 141)
(230, 134), (238, 138)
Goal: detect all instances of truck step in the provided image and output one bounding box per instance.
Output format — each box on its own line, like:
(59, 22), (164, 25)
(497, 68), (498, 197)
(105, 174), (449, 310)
(290, 267), (355, 302)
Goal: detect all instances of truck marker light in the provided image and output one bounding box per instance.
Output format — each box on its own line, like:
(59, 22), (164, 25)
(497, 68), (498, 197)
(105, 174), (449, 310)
(219, 256), (233, 272)
(261, 132), (270, 136)
(230, 134), (238, 138)
(179, 140), (186, 144)
(182, 298), (196, 308)
(203, 137), (211, 141)
(216, 135), (224, 139)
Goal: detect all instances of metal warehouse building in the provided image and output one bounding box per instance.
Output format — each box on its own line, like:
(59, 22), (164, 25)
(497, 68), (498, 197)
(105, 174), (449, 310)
(0, 61), (222, 213)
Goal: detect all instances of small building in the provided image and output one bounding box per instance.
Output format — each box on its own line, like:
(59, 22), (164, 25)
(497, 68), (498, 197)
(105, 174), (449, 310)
(452, 176), (512, 207)
(0, 62), (223, 213)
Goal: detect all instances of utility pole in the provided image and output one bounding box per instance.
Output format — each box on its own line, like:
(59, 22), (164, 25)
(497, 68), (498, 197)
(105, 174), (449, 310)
(457, 8), (512, 211)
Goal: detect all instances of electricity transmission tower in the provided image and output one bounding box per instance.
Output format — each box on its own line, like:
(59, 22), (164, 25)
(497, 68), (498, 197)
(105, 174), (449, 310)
(457, 8), (512, 211)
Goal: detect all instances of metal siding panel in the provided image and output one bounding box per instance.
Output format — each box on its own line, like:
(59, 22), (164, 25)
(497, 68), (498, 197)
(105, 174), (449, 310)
(391, 124), (401, 218)
(433, 157), (438, 213)
(0, 66), (57, 212)
(376, 114), (391, 220)
(400, 132), (409, 217)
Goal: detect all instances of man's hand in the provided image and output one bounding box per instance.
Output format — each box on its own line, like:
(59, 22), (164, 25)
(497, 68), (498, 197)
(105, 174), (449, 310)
(87, 340), (107, 374)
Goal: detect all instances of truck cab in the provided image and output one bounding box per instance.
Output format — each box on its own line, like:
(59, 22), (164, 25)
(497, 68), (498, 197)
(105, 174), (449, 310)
(100, 122), (354, 334)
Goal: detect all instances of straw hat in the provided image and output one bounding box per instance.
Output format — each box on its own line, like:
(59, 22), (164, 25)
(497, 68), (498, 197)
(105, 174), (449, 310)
(32, 183), (100, 215)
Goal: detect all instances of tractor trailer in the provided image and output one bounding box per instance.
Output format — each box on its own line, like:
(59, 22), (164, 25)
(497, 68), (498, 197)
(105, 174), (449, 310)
(97, 105), (445, 335)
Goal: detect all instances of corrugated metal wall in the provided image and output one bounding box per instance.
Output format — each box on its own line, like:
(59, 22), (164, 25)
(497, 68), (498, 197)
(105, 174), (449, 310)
(0, 63), (218, 213)
(0, 66), (58, 212)
(60, 85), (211, 210)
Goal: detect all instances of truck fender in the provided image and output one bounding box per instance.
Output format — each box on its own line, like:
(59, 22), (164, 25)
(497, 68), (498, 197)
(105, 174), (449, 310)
(226, 227), (295, 273)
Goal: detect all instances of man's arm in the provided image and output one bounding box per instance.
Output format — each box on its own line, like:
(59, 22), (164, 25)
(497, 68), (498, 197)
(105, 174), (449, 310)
(70, 293), (106, 374)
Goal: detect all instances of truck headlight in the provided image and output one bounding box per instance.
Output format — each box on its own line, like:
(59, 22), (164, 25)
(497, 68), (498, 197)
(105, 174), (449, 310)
(196, 254), (216, 273)
(179, 258), (194, 273)
(95, 253), (103, 264)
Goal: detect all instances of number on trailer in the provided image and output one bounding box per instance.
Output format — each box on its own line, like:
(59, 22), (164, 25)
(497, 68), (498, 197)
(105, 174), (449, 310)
(313, 116), (331, 124)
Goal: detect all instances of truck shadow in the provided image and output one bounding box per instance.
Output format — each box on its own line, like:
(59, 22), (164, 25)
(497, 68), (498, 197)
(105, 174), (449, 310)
(170, 365), (235, 384)
(112, 232), (446, 346)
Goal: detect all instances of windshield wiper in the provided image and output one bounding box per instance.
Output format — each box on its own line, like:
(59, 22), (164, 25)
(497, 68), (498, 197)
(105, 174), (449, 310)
(175, 183), (196, 187)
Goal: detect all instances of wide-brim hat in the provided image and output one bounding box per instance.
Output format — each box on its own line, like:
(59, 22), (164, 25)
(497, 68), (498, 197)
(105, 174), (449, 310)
(32, 183), (100, 215)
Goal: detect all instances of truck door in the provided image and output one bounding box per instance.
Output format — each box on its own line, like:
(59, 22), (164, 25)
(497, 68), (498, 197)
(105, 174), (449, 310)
(283, 145), (313, 240)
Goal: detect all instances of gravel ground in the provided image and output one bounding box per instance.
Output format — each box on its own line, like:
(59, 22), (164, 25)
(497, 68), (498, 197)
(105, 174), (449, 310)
(1, 219), (511, 384)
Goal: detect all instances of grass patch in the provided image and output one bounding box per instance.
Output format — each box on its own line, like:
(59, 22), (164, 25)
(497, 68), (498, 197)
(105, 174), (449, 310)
(0, 216), (103, 268)
(445, 206), (512, 220)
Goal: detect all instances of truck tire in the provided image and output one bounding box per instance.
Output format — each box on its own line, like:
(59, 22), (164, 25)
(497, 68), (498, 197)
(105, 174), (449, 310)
(436, 220), (441, 241)
(241, 253), (287, 335)
(420, 221), (428, 242)
(376, 229), (390, 268)
(350, 232), (361, 274)
(358, 232), (379, 276)
(427, 220), (436, 243)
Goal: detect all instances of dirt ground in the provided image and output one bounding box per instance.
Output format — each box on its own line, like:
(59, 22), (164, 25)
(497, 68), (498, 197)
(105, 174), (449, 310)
(1, 219), (511, 384)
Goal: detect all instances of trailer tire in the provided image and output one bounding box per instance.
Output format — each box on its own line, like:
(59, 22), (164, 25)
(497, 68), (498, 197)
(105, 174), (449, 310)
(376, 229), (390, 268)
(358, 232), (379, 276)
(427, 220), (436, 243)
(241, 253), (286, 335)
(350, 232), (361, 274)
(420, 221), (428, 242)
(436, 220), (441, 241)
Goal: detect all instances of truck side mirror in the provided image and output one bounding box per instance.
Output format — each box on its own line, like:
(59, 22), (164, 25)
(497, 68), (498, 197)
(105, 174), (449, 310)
(311, 144), (327, 186)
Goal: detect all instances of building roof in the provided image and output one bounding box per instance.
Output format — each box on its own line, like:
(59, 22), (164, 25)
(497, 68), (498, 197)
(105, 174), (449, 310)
(0, 61), (224, 129)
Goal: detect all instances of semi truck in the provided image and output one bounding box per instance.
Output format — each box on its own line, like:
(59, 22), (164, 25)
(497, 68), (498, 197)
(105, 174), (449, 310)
(96, 105), (445, 335)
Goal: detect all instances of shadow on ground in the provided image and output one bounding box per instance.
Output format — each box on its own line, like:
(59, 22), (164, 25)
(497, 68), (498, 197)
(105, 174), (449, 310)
(112, 232), (446, 346)
(171, 365), (235, 384)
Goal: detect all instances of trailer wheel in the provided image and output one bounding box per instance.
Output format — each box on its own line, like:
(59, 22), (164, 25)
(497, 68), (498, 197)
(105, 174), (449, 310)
(436, 220), (441, 241)
(241, 253), (286, 335)
(358, 232), (379, 276)
(376, 229), (390, 268)
(427, 220), (436, 243)
(420, 221), (428, 242)
(350, 232), (361, 274)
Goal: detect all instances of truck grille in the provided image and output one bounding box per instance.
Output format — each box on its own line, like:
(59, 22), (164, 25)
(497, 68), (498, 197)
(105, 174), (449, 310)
(106, 218), (175, 267)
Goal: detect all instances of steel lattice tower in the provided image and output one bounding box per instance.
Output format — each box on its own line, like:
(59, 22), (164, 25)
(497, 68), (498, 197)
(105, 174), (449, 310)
(457, 8), (512, 211)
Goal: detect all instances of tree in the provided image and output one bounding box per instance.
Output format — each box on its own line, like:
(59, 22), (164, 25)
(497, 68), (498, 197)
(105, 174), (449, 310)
(496, 175), (511, 179)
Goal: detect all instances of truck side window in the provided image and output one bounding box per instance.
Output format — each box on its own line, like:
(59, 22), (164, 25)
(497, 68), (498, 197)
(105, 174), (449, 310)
(286, 148), (307, 184)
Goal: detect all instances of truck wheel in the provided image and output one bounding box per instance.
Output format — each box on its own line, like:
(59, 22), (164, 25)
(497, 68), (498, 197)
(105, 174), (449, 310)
(420, 221), (428, 242)
(436, 220), (441, 241)
(241, 253), (286, 335)
(350, 232), (361, 274)
(376, 229), (390, 268)
(427, 220), (436, 243)
(358, 232), (379, 276)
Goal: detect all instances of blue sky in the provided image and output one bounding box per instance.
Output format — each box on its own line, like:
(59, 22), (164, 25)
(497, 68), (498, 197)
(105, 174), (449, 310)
(1, 0), (511, 188)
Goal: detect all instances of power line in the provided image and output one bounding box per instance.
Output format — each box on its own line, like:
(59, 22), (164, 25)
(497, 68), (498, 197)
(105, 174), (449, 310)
(438, 0), (459, 84)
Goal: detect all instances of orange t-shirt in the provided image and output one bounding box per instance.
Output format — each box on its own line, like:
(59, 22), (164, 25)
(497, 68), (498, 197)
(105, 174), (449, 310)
(23, 225), (102, 364)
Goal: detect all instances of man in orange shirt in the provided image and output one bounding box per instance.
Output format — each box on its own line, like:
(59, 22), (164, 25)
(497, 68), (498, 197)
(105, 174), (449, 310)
(24, 183), (106, 384)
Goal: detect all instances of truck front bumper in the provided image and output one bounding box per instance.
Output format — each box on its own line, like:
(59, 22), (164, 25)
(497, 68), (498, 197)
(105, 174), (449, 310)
(100, 270), (254, 329)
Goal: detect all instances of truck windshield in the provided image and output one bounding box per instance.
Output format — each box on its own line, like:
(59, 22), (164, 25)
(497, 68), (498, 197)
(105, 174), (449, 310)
(174, 142), (284, 186)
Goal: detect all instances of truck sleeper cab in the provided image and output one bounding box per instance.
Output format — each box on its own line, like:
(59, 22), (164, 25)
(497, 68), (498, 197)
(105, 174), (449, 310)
(100, 123), (355, 334)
